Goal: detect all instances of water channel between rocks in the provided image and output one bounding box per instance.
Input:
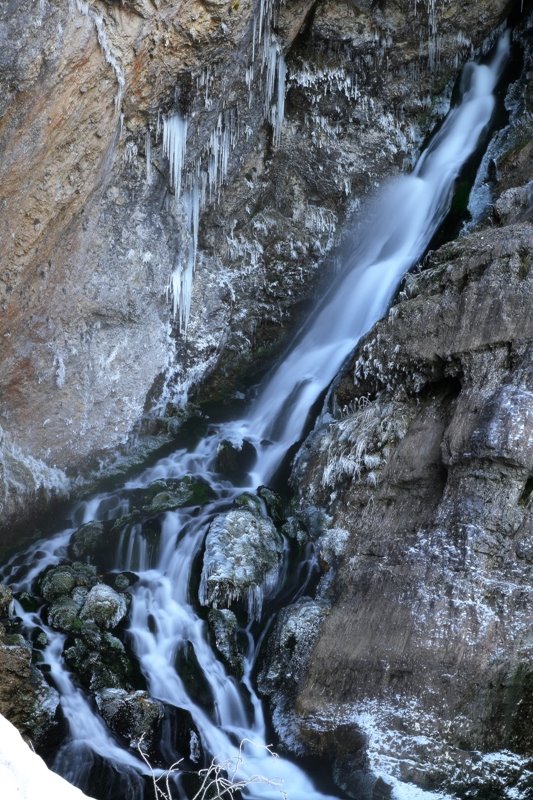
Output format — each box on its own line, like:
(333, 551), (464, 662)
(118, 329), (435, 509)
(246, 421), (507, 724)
(0, 32), (512, 800)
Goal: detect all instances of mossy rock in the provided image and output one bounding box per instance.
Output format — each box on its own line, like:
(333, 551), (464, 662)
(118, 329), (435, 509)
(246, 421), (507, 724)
(39, 563), (97, 602)
(47, 596), (85, 633)
(64, 631), (134, 693)
(142, 475), (216, 513)
(0, 584), (13, 617)
(233, 492), (262, 514)
(68, 521), (108, 562)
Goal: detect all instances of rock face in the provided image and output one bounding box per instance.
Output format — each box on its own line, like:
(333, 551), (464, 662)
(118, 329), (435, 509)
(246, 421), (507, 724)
(286, 31), (533, 797)
(0, 0), (510, 547)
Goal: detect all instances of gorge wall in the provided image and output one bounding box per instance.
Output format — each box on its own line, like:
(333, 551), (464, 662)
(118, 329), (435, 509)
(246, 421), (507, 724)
(0, 0), (512, 546)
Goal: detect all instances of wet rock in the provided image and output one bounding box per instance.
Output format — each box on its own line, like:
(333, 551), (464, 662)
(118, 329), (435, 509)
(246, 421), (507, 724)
(233, 492), (262, 514)
(39, 563), (97, 602)
(257, 486), (285, 525)
(142, 475), (215, 514)
(114, 572), (137, 592)
(64, 631), (134, 693)
(208, 608), (245, 677)
(0, 631), (59, 747)
(200, 508), (284, 620)
(174, 641), (216, 717)
(79, 584), (128, 630)
(95, 688), (164, 750)
(214, 439), (256, 482)
(68, 521), (107, 562)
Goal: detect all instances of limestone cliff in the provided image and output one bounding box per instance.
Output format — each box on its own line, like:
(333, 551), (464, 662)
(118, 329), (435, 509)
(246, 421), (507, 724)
(0, 0), (510, 546)
(268, 17), (533, 798)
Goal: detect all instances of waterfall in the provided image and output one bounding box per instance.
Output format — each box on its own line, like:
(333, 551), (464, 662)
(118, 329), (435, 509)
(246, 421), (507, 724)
(0, 33), (509, 800)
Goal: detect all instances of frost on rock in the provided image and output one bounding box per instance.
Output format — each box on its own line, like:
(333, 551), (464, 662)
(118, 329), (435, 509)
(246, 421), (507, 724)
(199, 508), (284, 621)
(319, 699), (533, 800)
(0, 425), (70, 522)
(318, 400), (413, 492)
(79, 584), (128, 630)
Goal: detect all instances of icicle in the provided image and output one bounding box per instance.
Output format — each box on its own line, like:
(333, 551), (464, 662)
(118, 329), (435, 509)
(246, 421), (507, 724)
(272, 48), (286, 148)
(145, 129), (152, 184)
(162, 114), (187, 201)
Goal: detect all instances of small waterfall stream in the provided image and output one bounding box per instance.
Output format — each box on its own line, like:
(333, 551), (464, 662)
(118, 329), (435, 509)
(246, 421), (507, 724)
(1, 34), (510, 800)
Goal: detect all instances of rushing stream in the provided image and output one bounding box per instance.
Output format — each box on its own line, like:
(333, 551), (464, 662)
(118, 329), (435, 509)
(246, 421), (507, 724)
(1, 33), (510, 800)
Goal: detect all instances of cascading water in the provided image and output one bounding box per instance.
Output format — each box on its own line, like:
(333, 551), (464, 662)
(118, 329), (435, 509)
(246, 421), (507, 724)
(0, 33), (510, 800)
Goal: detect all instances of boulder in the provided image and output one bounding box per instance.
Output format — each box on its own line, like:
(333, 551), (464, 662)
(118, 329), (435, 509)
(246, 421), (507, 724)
(64, 631), (134, 693)
(39, 564), (97, 602)
(142, 475), (216, 514)
(200, 509), (284, 620)
(258, 598), (330, 752)
(79, 585), (128, 630)
(68, 522), (107, 562)
(95, 688), (164, 750)
(0, 632), (59, 748)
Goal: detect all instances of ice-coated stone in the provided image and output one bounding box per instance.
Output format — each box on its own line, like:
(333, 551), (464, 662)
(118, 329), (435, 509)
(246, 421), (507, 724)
(64, 631), (134, 693)
(258, 597), (330, 752)
(79, 584), (128, 630)
(200, 508), (284, 620)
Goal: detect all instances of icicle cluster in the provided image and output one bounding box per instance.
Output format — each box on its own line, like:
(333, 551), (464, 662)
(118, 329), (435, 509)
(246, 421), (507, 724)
(160, 0), (289, 331)
(162, 115), (187, 201)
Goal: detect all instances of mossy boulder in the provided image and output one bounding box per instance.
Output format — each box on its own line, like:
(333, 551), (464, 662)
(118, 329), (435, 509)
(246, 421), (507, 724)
(79, 584), (128, 630)
(39, 563), (97, 602)
(68, 520), (108, 562)
(142, 475), (216, 514)
(47, 595), (85, 633)
(64, 630), (134, 692)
